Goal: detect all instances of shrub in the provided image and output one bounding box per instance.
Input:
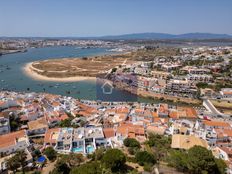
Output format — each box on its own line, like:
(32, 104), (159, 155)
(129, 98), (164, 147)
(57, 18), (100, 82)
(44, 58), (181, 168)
(44, 147), (57, 161)
(123, 138), (140, 148)
(135, 151), (156, 166)
(102, 149), (126, 172)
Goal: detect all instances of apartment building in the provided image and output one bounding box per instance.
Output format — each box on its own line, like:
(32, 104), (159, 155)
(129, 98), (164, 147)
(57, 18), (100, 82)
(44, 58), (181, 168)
(187, 74), (213, 82)
(151, 70), (171, 79)
(165, 79), (197, 96)
(44, 127), (106, 155)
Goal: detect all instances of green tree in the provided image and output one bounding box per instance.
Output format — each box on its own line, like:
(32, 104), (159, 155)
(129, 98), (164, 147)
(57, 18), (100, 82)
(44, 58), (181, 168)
(52, 159), (70, 174)
(16, 150), (27, 174)
(44, 147), (57, 161)
(111, 68), (117, 73)
(196, 82), (209, 89)
(70, 161), (103, 174)
(168, 150), (188, 172)
(146, 133), (171, 161)
(128, 147), (140, 155)
(135, 151), (156, 166)
(168, 146), (227, 174)
(6, 155), (20, 174)
(9, 114), (21, 131)
(33, 149), (41, 158)
(102, 149), (126, 172)
(215, 158), (227, 174)
(59, 118), (72, 127)
(123, 138), (140, 148)
(187, 146), (218, 174)
(93, 147), (105, 161)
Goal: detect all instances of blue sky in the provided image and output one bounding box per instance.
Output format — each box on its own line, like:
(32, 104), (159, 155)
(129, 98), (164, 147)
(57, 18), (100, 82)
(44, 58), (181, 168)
(0, 0), (231, 37)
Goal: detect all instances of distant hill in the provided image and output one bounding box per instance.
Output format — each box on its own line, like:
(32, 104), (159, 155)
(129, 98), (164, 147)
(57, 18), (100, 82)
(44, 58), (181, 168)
(1, 33), (232, 40)
(97, 32), (232, 40)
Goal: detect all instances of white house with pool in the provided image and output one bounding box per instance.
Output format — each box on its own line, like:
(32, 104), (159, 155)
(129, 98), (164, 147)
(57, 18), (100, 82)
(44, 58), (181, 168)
(44, 127), (107, 154)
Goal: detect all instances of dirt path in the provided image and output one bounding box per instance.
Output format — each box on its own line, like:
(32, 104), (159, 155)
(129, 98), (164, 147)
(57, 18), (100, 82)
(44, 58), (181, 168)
(41, 160), (56, 174)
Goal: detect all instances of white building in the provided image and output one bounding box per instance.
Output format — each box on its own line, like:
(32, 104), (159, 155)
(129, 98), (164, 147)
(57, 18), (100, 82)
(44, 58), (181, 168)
(220, 88), (232, 100)
(0, 130), (30, 155)
(0, 117), (10, 135)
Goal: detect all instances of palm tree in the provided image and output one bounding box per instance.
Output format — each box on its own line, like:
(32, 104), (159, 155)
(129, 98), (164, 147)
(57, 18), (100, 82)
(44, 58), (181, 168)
(15, 150), (27, 174)
(6, 155), (20, 174)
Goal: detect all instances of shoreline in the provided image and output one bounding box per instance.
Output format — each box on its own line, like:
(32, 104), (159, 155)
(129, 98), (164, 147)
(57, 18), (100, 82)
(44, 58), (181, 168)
(23, 62), (201, 105)
(23, 62), (96, 82)
(112, 81), (202, 106)
(22, 51), (131, 83)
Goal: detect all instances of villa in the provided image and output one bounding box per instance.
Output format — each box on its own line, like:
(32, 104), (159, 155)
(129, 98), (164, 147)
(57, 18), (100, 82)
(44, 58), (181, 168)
(44, 127), (106, 155)
(27, 117), (48, 135)
(171, 134), (208, 150)
(0, 130), (30, 155)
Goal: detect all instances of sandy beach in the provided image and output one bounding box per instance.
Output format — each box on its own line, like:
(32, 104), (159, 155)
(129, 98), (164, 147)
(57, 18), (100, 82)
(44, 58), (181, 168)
(23, 62), (96, 82)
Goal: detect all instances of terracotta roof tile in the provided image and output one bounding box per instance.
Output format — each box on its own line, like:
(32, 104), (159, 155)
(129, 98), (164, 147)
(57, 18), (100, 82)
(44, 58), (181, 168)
(0, 130), (26, 149)
(44, 128), (60, 144)
(103, 128), (115, 138)
(203, 120), (231, 128)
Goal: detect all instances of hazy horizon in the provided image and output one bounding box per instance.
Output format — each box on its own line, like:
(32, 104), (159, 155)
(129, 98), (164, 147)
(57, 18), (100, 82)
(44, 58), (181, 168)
(0, 0), (232, 37)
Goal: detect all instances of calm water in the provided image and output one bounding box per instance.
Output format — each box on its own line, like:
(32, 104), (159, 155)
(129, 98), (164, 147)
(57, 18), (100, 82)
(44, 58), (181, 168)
(0, 46), (154, 102)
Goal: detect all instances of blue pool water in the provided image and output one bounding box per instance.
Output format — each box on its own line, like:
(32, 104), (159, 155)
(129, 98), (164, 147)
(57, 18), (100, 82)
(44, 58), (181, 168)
(66, 128), (73, 132)
(86, 145), (94, 153)
(72, 147), (84, 153)
(37, 156), (46, 163)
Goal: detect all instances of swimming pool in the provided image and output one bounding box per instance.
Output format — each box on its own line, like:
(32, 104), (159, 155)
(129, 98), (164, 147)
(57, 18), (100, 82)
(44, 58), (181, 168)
(86, 145), (94, 153)
(72, 147), (84, 153)
(37, 156), (46, 163)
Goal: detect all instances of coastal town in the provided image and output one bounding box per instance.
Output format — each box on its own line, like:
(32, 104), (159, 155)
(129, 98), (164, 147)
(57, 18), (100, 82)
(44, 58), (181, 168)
(1, 0), (232, 173)
(0, 38), (232, 173)
(24, 44), (232, 105)
(106, 46), (232, 106)
(0, 37), (232, 174)
(0, 86), (232, 173)
(0, 39), (135, 56)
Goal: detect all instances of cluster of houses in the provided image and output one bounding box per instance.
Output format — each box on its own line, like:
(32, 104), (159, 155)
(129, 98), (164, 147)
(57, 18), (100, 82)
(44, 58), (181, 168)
(0, 90), (232, 172)
(109, 46), (232, 99)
